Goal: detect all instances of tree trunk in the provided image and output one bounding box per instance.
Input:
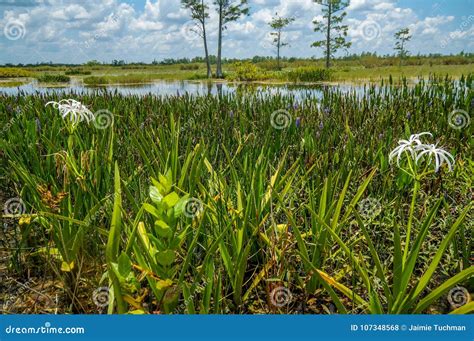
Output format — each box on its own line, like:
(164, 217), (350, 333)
(216, 5), (223, 78)
(399, 41), (404, 67)
(201, 10), (211, 78)
(325, 2), (332, 69)
(277, 31), (281, 70)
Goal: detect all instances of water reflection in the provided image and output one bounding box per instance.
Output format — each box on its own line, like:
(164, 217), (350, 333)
(0, 80), (344, 99)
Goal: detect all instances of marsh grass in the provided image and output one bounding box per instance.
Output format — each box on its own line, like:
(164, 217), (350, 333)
(1, 75), (472, 314)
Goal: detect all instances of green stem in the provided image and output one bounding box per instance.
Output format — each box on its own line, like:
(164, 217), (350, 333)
(403, 179), (419, 263)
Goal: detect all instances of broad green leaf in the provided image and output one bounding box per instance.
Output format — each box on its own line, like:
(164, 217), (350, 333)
(174, 195), (189, 218)
(149, 186), (163, 204)
(154, 220), (172, 238)
(163, 192), (180, 209)
(118, 252), (132, 277)
(143, 203), (160, 218)
(156, 250), (175, 266)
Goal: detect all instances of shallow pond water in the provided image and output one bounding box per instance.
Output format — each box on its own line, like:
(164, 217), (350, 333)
(0, 80), (369, 99)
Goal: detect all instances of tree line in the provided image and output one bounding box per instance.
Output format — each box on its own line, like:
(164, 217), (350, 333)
(182, 0), (418, 77)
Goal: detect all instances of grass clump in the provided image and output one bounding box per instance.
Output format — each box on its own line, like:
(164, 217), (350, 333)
(36, 74), (71, 83)
(286, 67), (332, 82)
(83, 76), (109, 85)
(65, 68), (92, 75)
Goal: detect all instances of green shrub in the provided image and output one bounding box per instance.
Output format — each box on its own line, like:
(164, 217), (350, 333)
(286, 67), (332, 82)
(257, 60), (286, 71)
(65, 69), (92, 75)
(0, 68), (33, 78)
(83, 76), (109, 85)
(180, 64), (200, 71)
(36, 74), (71, 83)
(229, 62), (267, 81)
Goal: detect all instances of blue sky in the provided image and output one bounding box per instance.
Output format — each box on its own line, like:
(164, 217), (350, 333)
(0, 0), (473, 64)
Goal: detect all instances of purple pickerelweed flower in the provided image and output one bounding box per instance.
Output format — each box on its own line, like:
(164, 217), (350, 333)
(319, 122), (324, 130)
(323, 107), (330, 115)
(295, 117), (301, 128)
(293, 103), (299, 110)
(406, 112), (412, 120)
(229, 110), (234, 118)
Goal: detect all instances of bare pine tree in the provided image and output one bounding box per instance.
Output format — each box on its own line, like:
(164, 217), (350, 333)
(182, 0), (212, 78)
(214, 0), (249, 78)
(312, 0), (351, 68)
(394, 28), (411, 66)
(269, 13), (295, 70)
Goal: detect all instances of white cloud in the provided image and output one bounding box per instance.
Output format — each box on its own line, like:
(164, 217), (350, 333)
(0, 0), (471, 64)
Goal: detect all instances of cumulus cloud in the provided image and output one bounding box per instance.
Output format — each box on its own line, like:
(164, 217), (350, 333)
(0, 0), (471, 64)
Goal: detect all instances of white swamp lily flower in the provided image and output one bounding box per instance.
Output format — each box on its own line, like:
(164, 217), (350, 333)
(389, 132), (432, 166)
(46, 99), (95, 125)
(415, 144), (454, 173)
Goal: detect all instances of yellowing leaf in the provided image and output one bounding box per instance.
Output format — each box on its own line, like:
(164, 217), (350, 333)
(156, 279), (173, 291)
(19, 216), (32, 225)
(61, 261), (74, 272)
